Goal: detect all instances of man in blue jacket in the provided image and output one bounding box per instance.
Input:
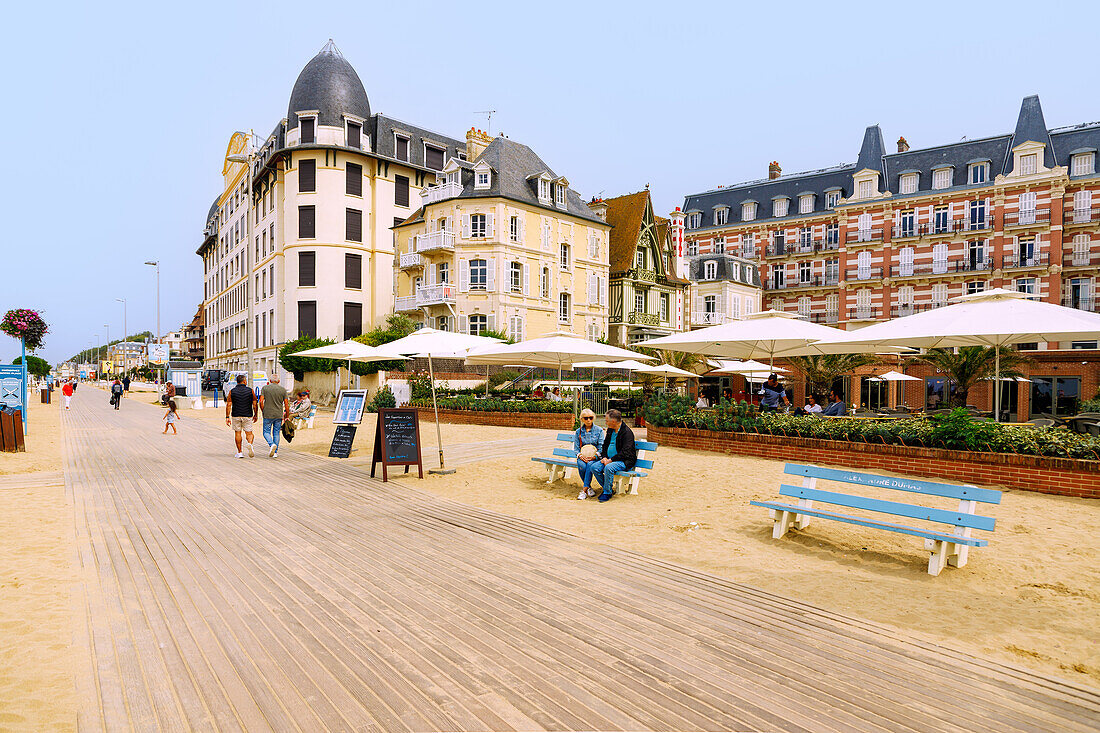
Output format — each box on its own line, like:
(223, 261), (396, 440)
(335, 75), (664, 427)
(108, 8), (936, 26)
(822, 389), (846, 416)
(593, 409), (636, 503)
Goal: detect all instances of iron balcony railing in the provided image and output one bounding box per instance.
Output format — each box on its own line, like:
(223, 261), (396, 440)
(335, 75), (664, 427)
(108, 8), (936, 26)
(395, 283), (457, 313)
(954, 258), (993, 273)
(765, 275), (825, 290)
(691, 311), (731, 326)
(808, 311), (840, 324)
(1002, 252), (1048, 269)
(1071, 207), (1099, 224)
(845, 267), (883, 281)
(891, 303), (947, 318)
(847, 308), (879, 320)
(1065, 252), (1096, 267)
(892, 224), (919, 240)
(1063, 298), (1097, 312)
(853, 228), (883, 243)
(1003, 209), (1050, 227)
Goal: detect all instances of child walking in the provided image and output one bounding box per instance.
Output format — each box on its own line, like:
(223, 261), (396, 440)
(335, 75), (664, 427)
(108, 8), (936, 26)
(163, 399), (179, 435)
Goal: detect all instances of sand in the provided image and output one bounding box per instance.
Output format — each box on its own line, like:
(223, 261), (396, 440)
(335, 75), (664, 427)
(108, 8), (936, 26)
(0, 398), (77, 732)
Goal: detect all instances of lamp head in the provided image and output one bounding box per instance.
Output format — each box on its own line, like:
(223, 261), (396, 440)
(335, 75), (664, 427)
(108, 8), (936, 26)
(144, 260), (158, 266)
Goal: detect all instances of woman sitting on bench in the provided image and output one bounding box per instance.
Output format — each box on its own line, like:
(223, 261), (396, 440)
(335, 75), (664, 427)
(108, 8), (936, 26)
(289, 390), (312, 420)
(574, 408), (604, 501)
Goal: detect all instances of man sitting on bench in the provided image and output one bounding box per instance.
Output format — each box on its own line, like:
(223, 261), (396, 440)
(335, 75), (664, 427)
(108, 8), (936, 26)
(593, 409), (636, 503)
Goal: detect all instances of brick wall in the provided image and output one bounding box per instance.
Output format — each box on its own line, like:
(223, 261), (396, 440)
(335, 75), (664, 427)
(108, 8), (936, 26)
(647, 423), (1100, 499)
(416, 408), (574, 431)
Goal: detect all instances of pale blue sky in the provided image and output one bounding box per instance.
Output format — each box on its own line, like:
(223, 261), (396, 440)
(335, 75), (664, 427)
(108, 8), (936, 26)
(3, 0), (1097, 364)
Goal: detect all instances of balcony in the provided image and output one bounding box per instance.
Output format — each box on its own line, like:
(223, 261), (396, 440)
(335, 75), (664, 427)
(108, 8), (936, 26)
(954, 258), (993, 273)
(808, 311), (839, 324)
(395, 284), (457, 312)
(628, 268), (658, 283)
(1065, 252), (1097, 268)
(1002, 252), (1047, 269)
(1063, 298), (1097, 312)
(847, 308), (879, 321)
(399, 252), (424, 269)
(891, 225), (919, 240)
(740, 247), (757, 259)
(415, 230), (455, 253)
(628, 311), (659, 326)
(765, 276), (827, 291)
(1004, 209), (1050, 228)
(1070, 207), (1099, 225)
(852, 228), (883, 244)
(822, 238), (840, 251)
(691, 311), (732, 326)
(419, 181), (462, 205)
(964, 217), (993, 232)
(765, 243), (789, 258)
(845, 267), (883, 281)
(891, 303), (946, 318)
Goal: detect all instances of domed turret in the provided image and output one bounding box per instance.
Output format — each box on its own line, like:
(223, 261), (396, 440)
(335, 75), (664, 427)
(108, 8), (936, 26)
(286, 40), (370, 130)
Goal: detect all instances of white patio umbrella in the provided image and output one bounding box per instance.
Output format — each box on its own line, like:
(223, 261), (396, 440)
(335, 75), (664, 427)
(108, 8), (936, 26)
(869, 370), (921, 408)
(708, 359), (789, 375)
(817, 288), (1100, 420)
(466, 331), (655, 387)
(574, 359), (652, 393)
(367, 328), (504, 473)
(287, 339), (392, 392)
(634, 363), (698, 388)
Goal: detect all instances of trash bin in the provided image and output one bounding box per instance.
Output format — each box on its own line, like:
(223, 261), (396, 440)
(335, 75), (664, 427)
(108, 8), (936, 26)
(41, 387), (50, 404)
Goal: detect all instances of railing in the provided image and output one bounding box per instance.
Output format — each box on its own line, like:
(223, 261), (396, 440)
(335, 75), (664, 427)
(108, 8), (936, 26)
(890, 260), (953, 277)
(847, 308), (879, 320)
(891, 303), (946, 318)
(1065, 253), (1096, 268)
(628, 311), (659, 326)
(1004, 209), (1050, 227)
(1002, 252), (1048, 269)
(415, 230), (455, 252)
(399, 252), (423, 269)
(822, 238), (840, 250)
(765, 276), (825, 290)
(1071, 207), (1098, 224)
(845, 267), (883, 281)
(892, 225), (919, 240)
(629, 268), (658, 283)
(954, 258), (993, 272)
(853, 228), (883, 243)
(395, 284), (457, 312)
(964, 217), (992, 232)
(808, 311), (839, 324)
(691, 311), (731, 326)
(1063, 298), (1097, 312)
(741, 247), (757, 259)
(419, 181), (462, 205)
(765, 243), (788, 258)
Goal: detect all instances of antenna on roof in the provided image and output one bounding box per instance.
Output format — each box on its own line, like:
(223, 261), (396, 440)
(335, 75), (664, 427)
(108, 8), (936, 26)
(475, 109), (497, 135)
(319, 39), (343, 58)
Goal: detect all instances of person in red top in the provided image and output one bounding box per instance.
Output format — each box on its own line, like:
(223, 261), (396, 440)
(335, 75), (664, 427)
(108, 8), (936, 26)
(61, 380), (74, 410)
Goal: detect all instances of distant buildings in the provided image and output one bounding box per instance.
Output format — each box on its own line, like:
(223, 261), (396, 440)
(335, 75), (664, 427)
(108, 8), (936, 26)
(106, 341), (146, 373)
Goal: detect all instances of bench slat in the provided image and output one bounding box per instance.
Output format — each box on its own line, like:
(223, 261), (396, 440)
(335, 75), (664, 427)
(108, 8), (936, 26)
(635, 441), (658, 451)
(751, 501), (988, 546)
(552, 447), (578, 459)
(779, 485), (995, 531)
(633, 458), (654, 470)
(556, 433), (575, 442)
(783, 463), (1001, 504)
(531, 457), (573, 467)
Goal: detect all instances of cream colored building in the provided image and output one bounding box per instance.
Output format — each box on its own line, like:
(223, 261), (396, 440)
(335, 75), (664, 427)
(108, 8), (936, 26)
(393, 130), (611, 341)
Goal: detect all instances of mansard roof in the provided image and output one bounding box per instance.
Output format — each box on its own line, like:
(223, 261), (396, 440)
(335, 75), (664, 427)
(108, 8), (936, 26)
(683, 165), (853, 228)
(370, 114), (465, 168)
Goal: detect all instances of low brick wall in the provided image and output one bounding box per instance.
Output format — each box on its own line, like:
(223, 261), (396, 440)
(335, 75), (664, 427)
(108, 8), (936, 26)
(415, 408), (574, 431)
(646, 424), (1100, 499)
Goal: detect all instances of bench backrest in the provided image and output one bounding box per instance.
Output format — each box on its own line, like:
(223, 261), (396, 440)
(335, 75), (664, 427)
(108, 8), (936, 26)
(781, 463), (1000, 532)
(555, 432), (657, 470)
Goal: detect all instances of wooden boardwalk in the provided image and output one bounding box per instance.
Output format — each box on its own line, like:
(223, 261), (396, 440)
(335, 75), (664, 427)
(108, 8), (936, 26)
(62, 392), (1100, 732)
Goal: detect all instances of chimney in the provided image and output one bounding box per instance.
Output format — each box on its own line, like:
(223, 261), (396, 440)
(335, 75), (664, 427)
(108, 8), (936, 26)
(897, 136), (909, 153)
(768, 161), (781, 180)
(465, 127), (493, 161)
(587, 197), (608, 221)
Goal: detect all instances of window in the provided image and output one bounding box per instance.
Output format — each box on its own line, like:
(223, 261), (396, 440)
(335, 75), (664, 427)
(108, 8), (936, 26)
(932, 168), (951, 190)
(741, 202), (756, 221)
(1030, 377), (1080, 419)
(437, 315), (450, 332)
(1017, 236), (1035, 265)
(897, 286), (913, 309)
(635, 291), (645, 313)
(1074, 190), (1093, 222)
(469, 314), (487, 335)
(825, 223), (839, 246)
(825, 293), (838, 316)
(704, 260), (717, 279)
(799, 194), (814, 214)
(467, 259), (487, 291)
(660, 293), (670, 323)
(773, 229), (785, 252)
(857, 179), (873, 198)
(560, 242), (570, 270)
(346, 208), (362, 242)
(1016, 277), (1036, 296)
(856, 212), (872, 241)
(299, 159), (316, 193)
(967, 281), (985, 295)
(687, 239), (698, 256)
(298, 206), (315, 239)
(509, 216), (521, 242)
(395, 136), (409, 162)
(346, 162), (362, 196)
(799, 227), (812, 247)
(825, 191), (840, 209)
(687, 212), (701, 228)
(898, 246), (914, 276)
(825, 258), (839, 284)
(345, 253), (362, 289)
(299, 117), (315, 144)
(538, 178), (550, 202)
(425, 145), (445, 171)
(509, 261), (523, 293)
(932, 242), (948, 274)
(714, 207), (728, 226)
(969, 199), (987, 229)
(508, 315), (525, 342)
(771, 263), (785, 288)
(346, 121), (361, 149)
(1020, 153), (1037, 175)
(857, 251), (871, 279)
(437, 261), (449, 283)
(934, 205), (949, 234)
(541, 267), (550, 298)
(799, 260), (811, 283)
(470, 214), (487, 238)
(343, 302), (362, 340)
(1072, 234), (1090, 265)
(1018, 191), (1037, 224)
(797, 296), (810, 316)
(297, 300), (317, 338)
(555, 184), (566, 208)
(899, 174), (917, 194)
(703, 295), (716, 313)
(899, 209), (915, 237)
(559, 293), (571, 322)
(394, 175), (410, 207)
(773, 198), (789, 218)
(714, 237), (725, 254)
(588, 232), (599, 258)
(476, 170), (490, 189)
(970, 163), (988, 184)
(1072, 152), (1095, 176)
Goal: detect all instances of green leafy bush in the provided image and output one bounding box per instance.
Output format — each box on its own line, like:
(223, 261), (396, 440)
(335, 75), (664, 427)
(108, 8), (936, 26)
(366, 385), (396, 412)
(410, 396), (573, 413)
(279, 336), (338, 378)
(488, 369), (522, 388)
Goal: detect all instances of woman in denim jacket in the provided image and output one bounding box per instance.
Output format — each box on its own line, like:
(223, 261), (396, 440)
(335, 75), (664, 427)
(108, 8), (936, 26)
(574, 408), (605, 500)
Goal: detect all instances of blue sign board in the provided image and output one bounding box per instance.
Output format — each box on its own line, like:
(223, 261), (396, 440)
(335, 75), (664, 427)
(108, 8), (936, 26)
(0, 365), (26, 423)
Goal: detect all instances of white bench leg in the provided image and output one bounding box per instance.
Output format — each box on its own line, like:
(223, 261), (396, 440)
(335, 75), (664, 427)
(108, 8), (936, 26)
(925, 539), (949, 576)
(793, 498), (813, 530)
(628, 475), (640, 495)
(771, 509), (795, 539)
(947, 542), (969, 568)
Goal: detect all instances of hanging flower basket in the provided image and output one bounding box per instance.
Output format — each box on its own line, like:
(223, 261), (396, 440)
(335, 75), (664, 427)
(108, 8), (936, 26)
(1, 309), (48, 351)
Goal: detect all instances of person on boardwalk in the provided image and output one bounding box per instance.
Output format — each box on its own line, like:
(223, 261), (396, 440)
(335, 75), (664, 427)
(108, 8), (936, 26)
(593, 408), (636, 503)
(258, 375), (290, 458)
(61, 379), (74, 410)
(163, 400), (179, 435)
(225, 374), (258, 458)
(574, 408), (605, 500)
(110, 379), (123, 410)
(122, 375), (131, 395)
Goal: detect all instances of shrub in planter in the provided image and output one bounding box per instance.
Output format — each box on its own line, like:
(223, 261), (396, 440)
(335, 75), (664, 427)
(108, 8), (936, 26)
(367, 385), (396, 412)
(410, 396), (573, 413)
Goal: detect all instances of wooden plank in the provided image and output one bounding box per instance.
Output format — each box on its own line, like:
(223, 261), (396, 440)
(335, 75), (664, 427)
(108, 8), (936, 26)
(778, 484), (997, 530)
(784, 463), (1002, 503)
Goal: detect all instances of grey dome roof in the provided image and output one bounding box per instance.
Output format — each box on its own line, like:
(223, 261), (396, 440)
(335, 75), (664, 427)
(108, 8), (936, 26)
(286, 40), (370, 130)
(205, 198), (219, 225)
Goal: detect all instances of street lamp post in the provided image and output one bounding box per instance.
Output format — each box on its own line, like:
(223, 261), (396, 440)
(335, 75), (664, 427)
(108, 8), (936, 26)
(104, 325), (109, 376)
(227, 131), (258, 383)
(145, 261), (161, 381)
(115, 298), (127, 373)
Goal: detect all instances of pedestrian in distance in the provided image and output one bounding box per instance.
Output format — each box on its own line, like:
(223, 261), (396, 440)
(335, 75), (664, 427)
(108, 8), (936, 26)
(110, 379), (124, 410)
(163, 399), (179, 435)
(258, 374), (291, 458)
(61, 379), (74, 410)
(122, 375), (131, 395)
(225, 374), (258, 458)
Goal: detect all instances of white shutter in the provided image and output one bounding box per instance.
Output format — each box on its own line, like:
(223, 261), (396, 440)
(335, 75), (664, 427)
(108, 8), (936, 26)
(462, 215), (471, 239)
(518, 216), (525, 243)
(486, 258), (496, 292)
(586, 273), (594, 304)
(487, 312), (495, 332)
(458, 314), (468, 334)
(487, 213), (495, 238)
(601, 276), (608, 307)
(523, 265), (529, 295)
(459, 259), (469, 292)
(717, 292), (726, 315)
(519, 315), (525, 341)
(541, 219), (549, 250)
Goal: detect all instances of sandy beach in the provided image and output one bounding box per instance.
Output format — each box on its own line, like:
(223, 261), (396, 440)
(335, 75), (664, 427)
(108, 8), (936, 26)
(188, 405), (1100, 686)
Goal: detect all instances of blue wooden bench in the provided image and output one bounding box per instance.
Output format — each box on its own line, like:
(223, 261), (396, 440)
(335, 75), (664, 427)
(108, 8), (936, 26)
(750, 463), (1001, 576)
(531, 432), (658, 495)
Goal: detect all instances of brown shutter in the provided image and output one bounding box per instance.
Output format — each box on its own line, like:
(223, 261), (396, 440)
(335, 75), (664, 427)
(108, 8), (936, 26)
(346, 162), (362, 196)
(343, 302), (363, 340)
(299, 159), (316, 193)
(396, 137), (409, 161)
(347, 122), (361, 149)
(300, 118), (314, 144)
(298, 251), (316, 287)
(345, 253), (362, 289)
(298, 205), (315, 238)
(297, 301), (317, 338)
(394, 175), (410, 207)
(425, 145), (444, 170)
(346, 208), (362, 242)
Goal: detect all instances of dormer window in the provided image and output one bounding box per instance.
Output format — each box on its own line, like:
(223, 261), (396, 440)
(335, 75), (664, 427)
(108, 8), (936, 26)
(345, 120), (362, 149)
(824, 190), (841, 209)
(799, 194), (814, 214)
(555, 183), (566, 209)
(857, 179), (874, 198)
(538, 178), (551, 203)
(773, 198), (789, 218)
(1020, 153), (1037, 175)
(299, 115), (316, 144)
(714, 206), (729, 226)
(424, 144), (445, 171)
(742, 202), (757, 221)
(899, 173), (918, 194)
(687, 212), (702, 229)
(704, 260), (717, 280)
(395, 135), (410, 162)
(969, 162), (988, 184)
(475, 168), (491, 189)
(1072, 152), (1095, 176)
(932, 168), (952, 190)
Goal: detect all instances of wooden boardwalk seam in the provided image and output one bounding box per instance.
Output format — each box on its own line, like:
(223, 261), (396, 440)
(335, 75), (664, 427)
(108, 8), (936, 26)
(61, 392), (1100, 732)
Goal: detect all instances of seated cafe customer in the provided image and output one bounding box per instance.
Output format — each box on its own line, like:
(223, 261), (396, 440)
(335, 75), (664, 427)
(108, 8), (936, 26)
(290, 389), (312, 419)
(593, 409), (636, 503)
(822, 389), (846, 416)
(574, 408), (605, 500)
(804, 395), (823, 414)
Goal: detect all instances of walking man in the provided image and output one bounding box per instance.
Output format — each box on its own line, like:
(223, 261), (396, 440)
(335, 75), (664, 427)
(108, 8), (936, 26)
(593, 408), (637, 503)
(258, 375), (290, 458)
(225, 374), (258, 458)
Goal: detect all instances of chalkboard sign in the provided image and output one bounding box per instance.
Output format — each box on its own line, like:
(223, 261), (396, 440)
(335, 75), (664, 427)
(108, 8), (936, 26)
(371, 408), (423, 482)
(328, 424), (357, 458)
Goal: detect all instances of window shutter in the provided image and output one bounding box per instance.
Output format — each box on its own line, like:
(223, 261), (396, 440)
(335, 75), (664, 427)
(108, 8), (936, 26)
(486, 213), (495, 238)
(346, 163), (362, 196)
(298, 205), (316, 238)
(518, 316), (525, 342)
(343, 302), (363, 340)
(299, 251), (316, 286)
(486, 259), (496, 292)
(394, 175), (410, 207)
(346, 208), (362, 242)
(345, 253), (362, 289)
(601, 276), (608, 306)
(347, 122), (361, 149)
(458, 314), (467, 334)
(299, 159), (316, 193)
(518, 217), (525, 243)
(459, 259), (469, 292)
(300, 118), (314, 144)
(462, 215), (471, 239)
(487, 312), (496, 332)
(523, 264), (529, 295)
(297, 300), (317, 338)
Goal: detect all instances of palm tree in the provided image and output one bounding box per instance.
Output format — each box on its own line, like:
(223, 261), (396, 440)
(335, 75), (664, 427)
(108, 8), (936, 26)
(786, 353), (881, 398)
(912, 346), (1027, 407)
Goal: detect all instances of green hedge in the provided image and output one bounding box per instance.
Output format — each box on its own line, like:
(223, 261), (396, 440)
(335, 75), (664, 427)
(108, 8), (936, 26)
(643, 396), (1100, 460)
(410, 396), (574, 413)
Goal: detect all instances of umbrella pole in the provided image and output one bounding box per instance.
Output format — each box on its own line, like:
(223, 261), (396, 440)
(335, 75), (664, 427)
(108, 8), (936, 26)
(428, 356), (454, 474)
(994, 347), (1001, 423)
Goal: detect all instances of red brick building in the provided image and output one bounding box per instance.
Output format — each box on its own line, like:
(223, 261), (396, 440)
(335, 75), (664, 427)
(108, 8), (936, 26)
(681, 96), (1100, 419)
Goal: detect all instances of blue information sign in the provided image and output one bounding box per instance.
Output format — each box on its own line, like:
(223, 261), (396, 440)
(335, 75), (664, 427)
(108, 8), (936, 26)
(0, 365), (26, 425)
